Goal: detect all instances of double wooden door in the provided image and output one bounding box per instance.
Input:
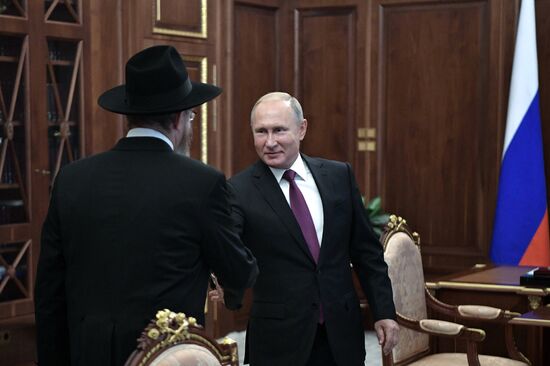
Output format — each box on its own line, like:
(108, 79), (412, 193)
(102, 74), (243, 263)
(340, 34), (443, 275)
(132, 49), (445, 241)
(215, 0), (550, 336)
(229, 0), (550, 277)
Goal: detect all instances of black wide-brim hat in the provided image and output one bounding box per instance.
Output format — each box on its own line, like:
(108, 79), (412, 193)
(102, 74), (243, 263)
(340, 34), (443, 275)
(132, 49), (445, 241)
(98, 45), (221, 115)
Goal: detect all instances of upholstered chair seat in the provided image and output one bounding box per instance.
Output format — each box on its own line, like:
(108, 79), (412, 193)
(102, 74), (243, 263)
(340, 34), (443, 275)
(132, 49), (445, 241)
(407, 354), (528, 366)
(381, 215), (530, 366)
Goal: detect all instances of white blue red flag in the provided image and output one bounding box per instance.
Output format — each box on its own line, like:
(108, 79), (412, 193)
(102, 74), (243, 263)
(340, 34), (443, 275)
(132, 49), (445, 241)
(490, 0), (550, 266)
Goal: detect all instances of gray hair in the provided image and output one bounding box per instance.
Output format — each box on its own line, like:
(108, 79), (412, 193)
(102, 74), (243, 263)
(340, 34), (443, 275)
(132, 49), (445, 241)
(250, 92), (304, 125)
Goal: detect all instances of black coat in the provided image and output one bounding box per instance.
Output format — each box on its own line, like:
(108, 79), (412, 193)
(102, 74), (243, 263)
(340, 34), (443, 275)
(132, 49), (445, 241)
(228, 155), (395, 366)
(34, 137), (258, 366)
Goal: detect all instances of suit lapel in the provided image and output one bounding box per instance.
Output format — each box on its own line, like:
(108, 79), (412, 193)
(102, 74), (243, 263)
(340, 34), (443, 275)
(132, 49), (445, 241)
(252, 161), (316, 264)
(302, 155), (335, 265)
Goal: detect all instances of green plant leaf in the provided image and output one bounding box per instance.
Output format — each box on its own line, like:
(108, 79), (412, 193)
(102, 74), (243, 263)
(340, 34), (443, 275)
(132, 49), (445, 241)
(363, 196), (389, 239)
(370, 214), (390, 226)
(366, 196), (382, 216)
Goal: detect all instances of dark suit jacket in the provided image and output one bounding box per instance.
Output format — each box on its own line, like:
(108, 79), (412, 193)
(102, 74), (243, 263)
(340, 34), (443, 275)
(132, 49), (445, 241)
(34, 137), (258, 366)
(229, 155), (395, 366)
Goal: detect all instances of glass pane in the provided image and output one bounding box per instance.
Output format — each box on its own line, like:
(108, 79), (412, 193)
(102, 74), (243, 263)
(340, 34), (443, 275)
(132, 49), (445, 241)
(0, 0), (26, 17)
(0, 34), (27, 225)
(0, 241), (29, 303)
(45, 0), (79, 23)
(0, 35), (22, 59)
(46, 39), (81, 182)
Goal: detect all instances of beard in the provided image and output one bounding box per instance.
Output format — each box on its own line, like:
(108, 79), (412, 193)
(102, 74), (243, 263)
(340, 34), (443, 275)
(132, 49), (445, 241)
(175, 121), (193, 156)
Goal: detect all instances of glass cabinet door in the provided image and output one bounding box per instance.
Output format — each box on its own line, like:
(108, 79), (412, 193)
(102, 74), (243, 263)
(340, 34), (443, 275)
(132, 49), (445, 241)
(0, 0), (84, 317)
(0, 33), (30, 306)
(46, 39), (82, 183)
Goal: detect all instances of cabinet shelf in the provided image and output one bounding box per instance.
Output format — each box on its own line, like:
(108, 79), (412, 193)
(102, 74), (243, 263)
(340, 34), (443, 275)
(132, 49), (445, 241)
(47, 120), (76, 126)
(0, 184), (20, 190)
(45, 0), (75, 4)
(49, 59), (74, 66)
(0, 121), (24, 126)
(0, 55), (18, 63)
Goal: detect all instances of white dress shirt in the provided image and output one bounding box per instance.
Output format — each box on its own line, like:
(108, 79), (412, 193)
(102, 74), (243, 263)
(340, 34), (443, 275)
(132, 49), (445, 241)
(269, 155), (324, 245)
(126, 127), (174, 150)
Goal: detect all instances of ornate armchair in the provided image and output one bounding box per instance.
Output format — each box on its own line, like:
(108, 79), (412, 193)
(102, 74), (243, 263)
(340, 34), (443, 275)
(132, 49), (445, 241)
(124, 309), (238, 366)
(381, 215), (530, 366)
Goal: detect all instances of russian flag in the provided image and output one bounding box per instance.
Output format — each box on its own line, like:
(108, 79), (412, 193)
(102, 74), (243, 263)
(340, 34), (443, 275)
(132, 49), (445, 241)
(490, 0), (550, 266)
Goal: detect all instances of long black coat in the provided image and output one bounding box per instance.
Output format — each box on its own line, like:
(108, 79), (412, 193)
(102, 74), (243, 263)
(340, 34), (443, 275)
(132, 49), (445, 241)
(34, 137), (258, 366)
(229, 155), (395, 366)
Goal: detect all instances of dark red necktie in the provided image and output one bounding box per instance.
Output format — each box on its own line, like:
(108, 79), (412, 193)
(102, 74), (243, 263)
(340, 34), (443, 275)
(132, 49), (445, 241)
(282, 169), (324, 323)
(282, 169), (320, 262)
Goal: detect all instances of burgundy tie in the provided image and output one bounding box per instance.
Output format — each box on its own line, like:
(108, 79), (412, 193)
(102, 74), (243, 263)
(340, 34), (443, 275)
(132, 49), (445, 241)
(282, 170), (324, 323)
(282, 170), (320, 263)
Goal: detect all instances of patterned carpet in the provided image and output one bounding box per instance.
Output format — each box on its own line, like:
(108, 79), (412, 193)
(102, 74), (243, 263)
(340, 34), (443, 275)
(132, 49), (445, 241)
(222, 330), (382, 366)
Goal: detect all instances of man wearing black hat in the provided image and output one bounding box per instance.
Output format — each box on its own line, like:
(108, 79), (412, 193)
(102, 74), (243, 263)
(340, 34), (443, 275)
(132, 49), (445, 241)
(34, 45), (258, 366)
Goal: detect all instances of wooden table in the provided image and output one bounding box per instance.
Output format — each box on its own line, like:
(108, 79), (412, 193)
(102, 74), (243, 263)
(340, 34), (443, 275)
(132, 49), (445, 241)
(426, 265), (550, 366)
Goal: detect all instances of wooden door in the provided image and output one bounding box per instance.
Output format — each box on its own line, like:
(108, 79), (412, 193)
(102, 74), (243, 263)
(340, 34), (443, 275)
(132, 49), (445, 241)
(227, 0), (369, 176)
(291, 0), (368, 189)
(367, 0), (520, 274)
(225, 0), (284, 175)
(212, 0), (370, 337)
(123, 0), (222, 168)
(227, 0), (368, 182)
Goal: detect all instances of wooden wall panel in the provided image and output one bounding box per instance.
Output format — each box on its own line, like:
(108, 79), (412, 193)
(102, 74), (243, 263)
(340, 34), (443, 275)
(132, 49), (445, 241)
(230, 2), (280, 174)
(86, 0), (125, 154)
(123, 0), (220, 166)
(372, 0), (495, 272)
(153, 0), (206, 38)
(537, 0), (550, 192)
(296, 7), (357, 167)
(183, 57), (209, 162)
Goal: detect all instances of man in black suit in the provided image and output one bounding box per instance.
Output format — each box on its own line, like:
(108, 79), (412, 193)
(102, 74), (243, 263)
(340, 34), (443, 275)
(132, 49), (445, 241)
(224, 92), (398, 365)
(34, 45), (258, 366)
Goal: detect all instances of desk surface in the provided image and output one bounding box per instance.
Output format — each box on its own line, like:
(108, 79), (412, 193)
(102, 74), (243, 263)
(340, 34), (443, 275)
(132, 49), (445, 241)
(428, 265), (549, 366)
(509, 306), (550, 327)
(451, 266), (534, 285)
(425, 265), (550, 296)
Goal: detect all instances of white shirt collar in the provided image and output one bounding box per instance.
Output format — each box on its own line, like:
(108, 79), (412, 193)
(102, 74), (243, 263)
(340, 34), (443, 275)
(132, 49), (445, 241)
(126, 127), (174, 150)
(269, 154), (309, 183)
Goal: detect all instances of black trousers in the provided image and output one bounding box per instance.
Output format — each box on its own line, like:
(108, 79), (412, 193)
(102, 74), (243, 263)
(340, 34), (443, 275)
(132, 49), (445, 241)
(305, 324), (338, 366)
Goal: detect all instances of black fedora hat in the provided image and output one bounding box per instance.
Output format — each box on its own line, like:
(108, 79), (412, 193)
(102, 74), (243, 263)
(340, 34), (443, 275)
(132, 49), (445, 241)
(98, 45), (221, 115)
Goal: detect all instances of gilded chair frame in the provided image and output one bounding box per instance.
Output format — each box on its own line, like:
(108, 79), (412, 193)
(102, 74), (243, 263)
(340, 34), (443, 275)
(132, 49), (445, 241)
(381, 215), (530, 366)
(125, 309), (238, 366)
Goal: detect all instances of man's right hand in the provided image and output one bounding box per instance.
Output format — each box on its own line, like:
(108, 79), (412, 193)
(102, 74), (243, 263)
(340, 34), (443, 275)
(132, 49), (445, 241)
(208, 274), (225, 304)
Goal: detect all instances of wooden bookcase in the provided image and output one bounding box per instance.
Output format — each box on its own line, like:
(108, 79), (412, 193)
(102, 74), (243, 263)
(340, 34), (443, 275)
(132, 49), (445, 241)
(0, 0), (216, 362)
(0, 1), (88, 363)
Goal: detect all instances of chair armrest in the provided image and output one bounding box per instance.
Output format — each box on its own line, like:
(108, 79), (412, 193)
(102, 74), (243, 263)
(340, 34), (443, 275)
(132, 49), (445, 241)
(457, 305), (502, 319)
(425, 287), (520, 322)
(420, 319), (465, 335)
(424, 288), (530, 365)
(396, 313), (485, 342)
(395, 313), (484, 366)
